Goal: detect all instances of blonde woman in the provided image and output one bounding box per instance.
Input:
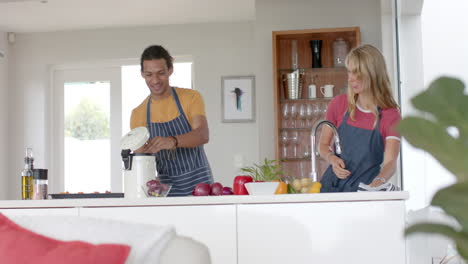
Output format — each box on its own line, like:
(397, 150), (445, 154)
(319, 44), (401, 192)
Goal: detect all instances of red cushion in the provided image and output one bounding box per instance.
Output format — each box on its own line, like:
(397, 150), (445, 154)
(0, 213), (130, 264)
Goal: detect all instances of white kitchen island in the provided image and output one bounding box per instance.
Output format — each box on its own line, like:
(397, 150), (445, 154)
(0, 191), (409, 264)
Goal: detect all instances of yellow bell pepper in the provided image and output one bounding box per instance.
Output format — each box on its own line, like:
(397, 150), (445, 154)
(308, 182), (322, 193)
(274, 181), (288, 194)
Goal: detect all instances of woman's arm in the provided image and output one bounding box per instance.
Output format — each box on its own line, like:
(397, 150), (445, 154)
(319, 125), (351, 179)
(318, 125), (334, 159)
(369, 138), (400, 187)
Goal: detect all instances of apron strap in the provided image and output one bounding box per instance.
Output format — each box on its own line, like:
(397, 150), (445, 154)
(146, 87), (187, 127)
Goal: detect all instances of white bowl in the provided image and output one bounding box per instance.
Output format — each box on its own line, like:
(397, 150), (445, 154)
(244, 182), (279, 195)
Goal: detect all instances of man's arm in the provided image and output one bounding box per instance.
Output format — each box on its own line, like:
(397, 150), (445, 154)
(139, 114), (209, 153)
(175, 114), (209, 147)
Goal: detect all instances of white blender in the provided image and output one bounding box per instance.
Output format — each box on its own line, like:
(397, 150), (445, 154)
(121, 127), (157, 198)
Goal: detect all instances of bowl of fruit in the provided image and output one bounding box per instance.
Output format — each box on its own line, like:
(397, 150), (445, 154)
(145, 178), (172, 197)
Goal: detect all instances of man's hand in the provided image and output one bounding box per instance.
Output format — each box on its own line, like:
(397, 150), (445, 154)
(135, 136), (176, 153)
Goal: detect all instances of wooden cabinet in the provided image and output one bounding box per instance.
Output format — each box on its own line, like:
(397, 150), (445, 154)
(272, 27), (360, 181)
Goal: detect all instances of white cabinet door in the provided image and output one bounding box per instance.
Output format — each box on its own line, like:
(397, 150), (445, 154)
(238, 200), (406, 264)
(80, 205), (237, 264)
(0, 208), (78, 216)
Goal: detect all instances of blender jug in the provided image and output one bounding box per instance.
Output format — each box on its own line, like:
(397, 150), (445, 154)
(121, 127), (157, 198)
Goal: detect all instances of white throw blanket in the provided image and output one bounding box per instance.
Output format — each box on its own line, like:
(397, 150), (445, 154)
(357, 182), (401, 192)
(8, 214), (176, 264)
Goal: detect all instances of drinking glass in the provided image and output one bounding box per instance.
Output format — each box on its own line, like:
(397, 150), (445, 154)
(320, 101), (329, 119)
(306, 104), (313, 127)
(282, 103), (290, 127)
(290, 103), (298, 128)
(299, 162), (305, 178)
(290, 131), (299, 158)
(280, 130), (289, 159)
(303, 144), (311, 158)
(298, 104), (307, 128)
(312, 104), (320, 125)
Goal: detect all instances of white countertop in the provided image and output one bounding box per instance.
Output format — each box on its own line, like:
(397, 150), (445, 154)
(0, 191), (409, 209)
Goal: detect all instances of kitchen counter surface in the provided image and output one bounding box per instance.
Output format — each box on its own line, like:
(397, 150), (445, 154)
(0, 191), (408, 209)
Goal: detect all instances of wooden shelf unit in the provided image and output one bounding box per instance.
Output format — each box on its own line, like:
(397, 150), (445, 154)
(272, 27), (361, 180)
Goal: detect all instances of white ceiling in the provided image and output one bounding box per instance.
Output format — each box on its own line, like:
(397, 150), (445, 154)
(0, 0), (255, 33)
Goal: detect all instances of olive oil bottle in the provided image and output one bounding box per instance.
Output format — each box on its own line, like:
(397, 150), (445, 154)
(21, 147), (34, 200)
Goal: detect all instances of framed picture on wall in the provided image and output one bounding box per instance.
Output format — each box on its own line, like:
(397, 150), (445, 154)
(221, 75), (255, 123)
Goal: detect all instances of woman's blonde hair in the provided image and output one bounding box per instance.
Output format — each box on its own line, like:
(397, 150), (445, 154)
(345, 44), (399, 127)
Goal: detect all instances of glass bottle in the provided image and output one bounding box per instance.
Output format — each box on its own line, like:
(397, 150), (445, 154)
(333, 38), (349, 67)
(21, 147), (34, 200)
(32, 169), (48, 200)
(291, 40), (298, 70)
(310, 40), (322, 68)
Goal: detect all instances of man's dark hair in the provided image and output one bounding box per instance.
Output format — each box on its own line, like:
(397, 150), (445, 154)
(140, 45), (174, 72)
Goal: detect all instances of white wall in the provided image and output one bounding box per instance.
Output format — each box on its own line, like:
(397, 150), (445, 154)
(0, 32), (8, 200)
(8, 22), (256, 198)
(399, 14), (426, 211)
(254, 0), (383, 163)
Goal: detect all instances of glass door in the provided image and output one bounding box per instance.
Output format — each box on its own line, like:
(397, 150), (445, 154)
(52, 67), (122, 194)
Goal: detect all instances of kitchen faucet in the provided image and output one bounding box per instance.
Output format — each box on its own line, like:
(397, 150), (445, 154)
(310, 120), (342, 181)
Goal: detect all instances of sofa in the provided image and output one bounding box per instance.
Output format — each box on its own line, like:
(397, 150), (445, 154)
(0, 213), (211, 264)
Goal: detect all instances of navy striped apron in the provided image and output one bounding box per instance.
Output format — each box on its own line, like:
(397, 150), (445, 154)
(146, 88), (213, 196)
(320, 108), (384, 192)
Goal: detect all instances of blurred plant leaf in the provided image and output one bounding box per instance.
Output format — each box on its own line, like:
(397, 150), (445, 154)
(401, 77), (468, 261)
(411, 77), (468, 134)
(405, 223), (468, 259)
(432, 182), (468, 229)
(405, 223), (460, 240)
(398, 117), (468, 181)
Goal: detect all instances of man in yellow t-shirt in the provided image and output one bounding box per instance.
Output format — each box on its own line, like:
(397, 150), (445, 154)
(130, 45), (213, 196)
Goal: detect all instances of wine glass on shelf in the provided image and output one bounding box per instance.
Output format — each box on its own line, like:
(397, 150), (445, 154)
(290, 130), (299, 158)
(298, 104), (307, 128)
(299, 161), (305, 179)
(280, 130), (289, 159)
(312, 103), (321, 125)
(282, 103), (290, 127)
(290, 103), (298, 128)
(303, 144), (311, 158)
(320, 101), (329, 119)
(306, 104), (313, 127)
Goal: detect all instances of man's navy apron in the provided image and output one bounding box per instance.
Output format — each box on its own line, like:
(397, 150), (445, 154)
(146, 88), (213, 196)
(320, 108), (384, 192)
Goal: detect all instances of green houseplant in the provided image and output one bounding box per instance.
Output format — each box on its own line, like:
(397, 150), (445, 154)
(398, 77), (468, 260)
(240, 158), (286, 195)
(240, 158), (283, 182)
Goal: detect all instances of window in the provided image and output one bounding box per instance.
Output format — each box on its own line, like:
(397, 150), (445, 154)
(63, 82), (111, 192)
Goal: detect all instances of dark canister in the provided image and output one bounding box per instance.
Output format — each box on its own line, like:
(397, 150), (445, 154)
(32, 169), (48, 200)
(309, 40), (323, 68)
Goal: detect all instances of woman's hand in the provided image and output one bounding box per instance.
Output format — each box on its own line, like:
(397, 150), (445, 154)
(137, 136), (176, 153)
(329, 155), (351, 179)
(368, 178), (386, 187)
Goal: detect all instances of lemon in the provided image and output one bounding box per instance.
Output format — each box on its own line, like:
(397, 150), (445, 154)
(292, 179), (302, 191)
(300, 178), (313, 188)
(301, 186), (311, 193)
